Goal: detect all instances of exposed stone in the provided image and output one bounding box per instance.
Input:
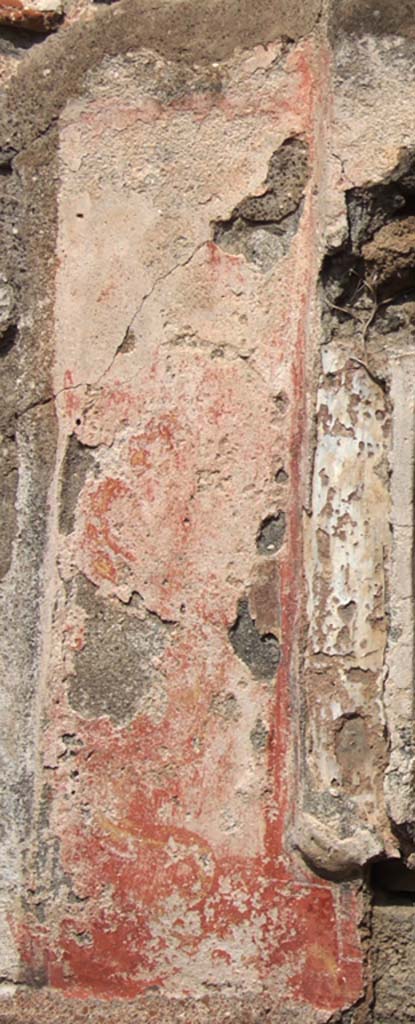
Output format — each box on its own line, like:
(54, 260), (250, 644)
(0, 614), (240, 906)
(274, 392), (290, 416)
(214, 138), (309, 271)
(0, 987), (330, 1024)
(249, 560), (280, 636)
(275, 467), (288, 484)
(256, 512), (286, 555)
(229, 598), (280, 680)
(250, 717), (269, 752)
(59, 434), (96, 536)
(362, 217), (415, 294)
(68, 576), (175, 724)
(372, 861), (415, 1023)
(209, 691), (241, 722)
(331, 0), (415, 39)
(0, 422), (18, 579)
(0, 281), (15, 340)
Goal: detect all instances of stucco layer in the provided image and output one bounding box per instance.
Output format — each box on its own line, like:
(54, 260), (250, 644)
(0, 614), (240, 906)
(0, 17), (366, 1019)
(3, 0), (415, 1021)
(9, 34), (361, 1013)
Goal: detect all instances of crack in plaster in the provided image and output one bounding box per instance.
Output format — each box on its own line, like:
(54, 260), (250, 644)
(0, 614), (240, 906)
(16, 240), (209, 424)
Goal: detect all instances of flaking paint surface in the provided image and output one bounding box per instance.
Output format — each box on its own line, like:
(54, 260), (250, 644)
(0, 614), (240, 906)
(307, 361), (390, 669)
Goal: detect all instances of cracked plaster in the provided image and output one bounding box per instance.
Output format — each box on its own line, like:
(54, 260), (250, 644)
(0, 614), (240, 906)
(5, 1), (415, 1021)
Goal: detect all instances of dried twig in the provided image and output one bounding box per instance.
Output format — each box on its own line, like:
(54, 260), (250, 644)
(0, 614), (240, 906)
(324, 296), (359, 320)
(348, 356), (386, 391)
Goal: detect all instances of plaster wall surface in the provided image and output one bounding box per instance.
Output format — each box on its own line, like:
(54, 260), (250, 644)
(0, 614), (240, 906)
(1, 1), (415, 1022)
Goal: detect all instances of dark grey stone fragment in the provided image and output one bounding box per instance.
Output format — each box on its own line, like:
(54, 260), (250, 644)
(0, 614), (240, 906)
(229, 598), (280, 679)
(69, 577), (174, 724)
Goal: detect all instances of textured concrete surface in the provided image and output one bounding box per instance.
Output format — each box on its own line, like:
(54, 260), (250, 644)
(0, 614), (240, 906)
(2, 0), (415, 1022)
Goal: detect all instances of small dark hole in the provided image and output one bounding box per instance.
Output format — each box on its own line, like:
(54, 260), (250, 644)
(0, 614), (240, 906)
(75, 418), (82, 426)
(0, 324), (17, 356)
(274, 391), (289, 416)
(256, 511), (286, 555)
(0, 25), (48, 46)
(372, 859), (415, 904)
(0, 145), (16, 173)
(275, 468), (288, 484)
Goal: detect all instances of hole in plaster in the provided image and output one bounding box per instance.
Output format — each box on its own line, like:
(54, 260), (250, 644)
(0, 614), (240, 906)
(274, 391), (289, 415)
(256, 512), (286, 555)
(0, 323), (17, 356)
(213, 137), (309, 272)
(372, 859), (415, 900)
(275, 467), (289, 484)
(229, 598), (280, 679)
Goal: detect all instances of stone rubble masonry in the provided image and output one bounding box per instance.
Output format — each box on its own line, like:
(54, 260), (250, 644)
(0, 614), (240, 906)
(1, 0), (415, 1023)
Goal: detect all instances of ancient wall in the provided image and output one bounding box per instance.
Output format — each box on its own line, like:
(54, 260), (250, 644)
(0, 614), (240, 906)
(1, 1), (415, 1021)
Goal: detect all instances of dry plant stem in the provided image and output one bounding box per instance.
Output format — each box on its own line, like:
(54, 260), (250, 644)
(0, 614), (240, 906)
(326, 280), (392, 349)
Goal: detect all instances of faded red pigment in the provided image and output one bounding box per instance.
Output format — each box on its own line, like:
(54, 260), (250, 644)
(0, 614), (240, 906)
(11, 37), (364, 1014)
